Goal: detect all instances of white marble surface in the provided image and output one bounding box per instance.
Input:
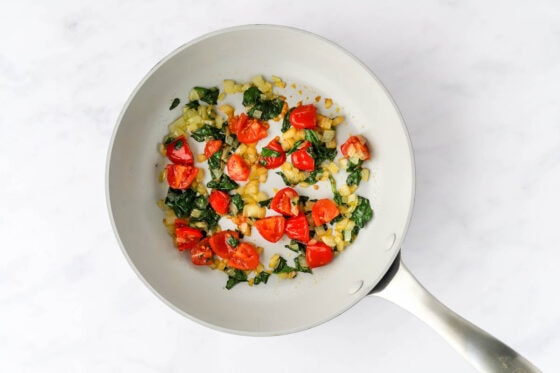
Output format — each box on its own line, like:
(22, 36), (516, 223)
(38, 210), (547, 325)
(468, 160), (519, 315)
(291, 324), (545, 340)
(1, 0), (559, 371)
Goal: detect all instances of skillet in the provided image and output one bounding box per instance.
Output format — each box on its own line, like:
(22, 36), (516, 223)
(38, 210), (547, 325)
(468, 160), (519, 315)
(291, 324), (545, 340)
(106, 25), (539, 372)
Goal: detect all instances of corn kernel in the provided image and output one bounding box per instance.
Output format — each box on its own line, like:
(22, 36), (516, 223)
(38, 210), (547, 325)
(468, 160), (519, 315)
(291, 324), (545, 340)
(217, 260), (227, 271)
(327, 162), (339, 174)
(340, 185), (352, 196)
(159, 143), (167, 157)
(321, 235), (336, 247)
(332, 116), (344, 126)
(197, 154), (206, 163)
(243, 204), (266, 218)
(256, 192), (269, 202)
(252, 75), (272, 93)
(361, 168), (370, 181)
(293, 129), (306, 141)
(317, 114), (332, 129)
(324, 98), (333, 109)
(283, 126), (297, 139)
(269, 254), (280, 270)
(223, 79), (237, 94)
(218, 104), (235, 119)
(272, 75), (287, 88)
(278, 271), (297, 279)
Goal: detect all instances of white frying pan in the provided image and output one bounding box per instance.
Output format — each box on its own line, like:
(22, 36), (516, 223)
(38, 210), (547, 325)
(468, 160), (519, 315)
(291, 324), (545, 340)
(106, 25), (539, 372)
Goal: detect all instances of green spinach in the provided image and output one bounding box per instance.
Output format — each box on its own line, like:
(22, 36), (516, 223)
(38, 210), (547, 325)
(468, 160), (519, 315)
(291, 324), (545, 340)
(328, 175), (344, 206)
(273, 256), (296, 274)
(185, 100), (200, 110)
(286, 140), (304, 155)
(242, 86), (284, 120)
(207, 174), (238, 191)
(169, 98), (180, 110)
(282, 107), (294, 132)
(229, 194), (244, 215)
(294, 254), (312, 273)
(304, 129), (337, 169)
(346, 159), (364, 187)
(258, 198), (272, 208)
(253, 271), (270, 285)
(208, 149), (224, 179)
(192, 86), (219, 105)
(191, 125), (226, 142)
(242, 86), (261, 106)
(165, 188), (196, 218)
(225, 268), (248, 290)
(351, 196), (373, 229)
(248, 97), (284, 120)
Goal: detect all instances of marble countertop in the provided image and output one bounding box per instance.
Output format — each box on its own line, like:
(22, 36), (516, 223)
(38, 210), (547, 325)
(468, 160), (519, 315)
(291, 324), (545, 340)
(2, 0), (559, 372)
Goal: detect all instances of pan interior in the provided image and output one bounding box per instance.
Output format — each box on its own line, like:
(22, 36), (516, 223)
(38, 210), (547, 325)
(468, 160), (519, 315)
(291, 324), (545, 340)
(107, 25), (414, 335)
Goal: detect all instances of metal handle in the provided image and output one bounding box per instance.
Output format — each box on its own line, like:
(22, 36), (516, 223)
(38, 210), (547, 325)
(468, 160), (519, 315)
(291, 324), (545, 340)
(369, 253), (541, 373)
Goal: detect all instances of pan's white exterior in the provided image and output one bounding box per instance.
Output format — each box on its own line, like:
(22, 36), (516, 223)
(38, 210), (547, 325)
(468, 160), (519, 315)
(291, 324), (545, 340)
(106, 25), (415, 335)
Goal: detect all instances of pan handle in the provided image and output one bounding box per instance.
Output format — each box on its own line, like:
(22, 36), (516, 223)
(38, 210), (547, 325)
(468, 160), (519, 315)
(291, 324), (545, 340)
(369, 253), (541, 373)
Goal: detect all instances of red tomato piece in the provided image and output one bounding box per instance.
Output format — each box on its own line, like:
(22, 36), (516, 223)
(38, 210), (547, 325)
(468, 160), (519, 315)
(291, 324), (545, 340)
(340, 135), (371, 161)
(175, 226), (203, 251)
(209, 190), (231, 215)
(291, 141), (315, 171)
(190, 238), (213, 265)
(237, 117), (269, 144)
(311, 199), (340, 226)
(204, 139), (222, 159)
(259, 137), (286, 169)
(209, 230), (239, 259)
(289, 104), (317, 129)
(254, 216), (286, 243)
(166, 164), (199, 189)
(228, 242), (260, 270)
(226, 154), (250, 181)
(305, 240), (334, 268)
(174, 218), (189, 228)
(228, 113), (248, 135)
(166, 135), (194, 165)
(285, 214), (310, 243)
(271, 187), (300, 217)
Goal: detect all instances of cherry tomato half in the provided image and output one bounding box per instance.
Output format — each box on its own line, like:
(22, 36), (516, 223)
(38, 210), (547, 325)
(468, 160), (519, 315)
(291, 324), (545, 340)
(228, 113), (248, 136)
(289, 104), (317, 129)
(291, 141), (315, 171)
(271, 187), (300, 217)
(228, 242), (260, 270)
(204, 139), (222, 159)
(340, 135), (371, 161)
(226, 154), (250, 181)
(259, 138), (286, 169)
(254, 216), (286, 243)
(191, 238), (213, 265)
(209, 189), (230, 215)
(166, 135), (194, 165)
(166, 164), (199, 189)
(305, 240), (334, 268)
(237, 117), (269, 144)
(175, 226), (204, 251)
(209, 230), (240, 259)
(311, 199), (340, 226)
(285, 214), (310, 243)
